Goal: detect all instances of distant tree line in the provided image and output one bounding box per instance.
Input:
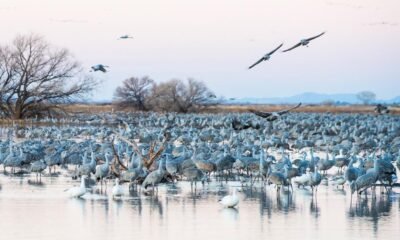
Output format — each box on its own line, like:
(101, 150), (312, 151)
(113, 77), (217, 113)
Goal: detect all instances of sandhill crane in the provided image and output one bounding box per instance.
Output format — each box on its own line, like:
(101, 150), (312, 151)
(335, 149), (349, 173)
(219, 188), (239, 208)
(249, 103), (302, 122)
(95, 153), (111, 189)
(192, 149), (216, 178)
(78, 149), (96, 177)
(182, 166), (204, 190)
(309, 166), (322, 193)
(345, 156), (361, 184)
(91, 64), (109, 73)
(350, 157), (379, 196)
(248, 43), (283, 69)
(120, 153), (146, 189)
(142, 158), (166, 192)
(3, 144), (22, 174)
(267, 165), (288, 192)
(30, 160), (47, 182)
(318, 152), (335, 175)
(282, 32), (325, 52)
(118, 35), (133, 40)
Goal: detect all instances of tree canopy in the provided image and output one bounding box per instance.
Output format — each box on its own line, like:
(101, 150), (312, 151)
(0, 34), (97, 119)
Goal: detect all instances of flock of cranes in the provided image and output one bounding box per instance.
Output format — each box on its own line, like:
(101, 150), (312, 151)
(91, 32), (325, 74)
(0, 110), (399, 208)
(248, 32), (325, 69)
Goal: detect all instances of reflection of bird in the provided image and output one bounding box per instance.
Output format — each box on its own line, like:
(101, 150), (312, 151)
(219, 188), (239, 208)
(282, 32), (325, 52)
(249, 103), (302, 122)
(91, 64), (109, 73)
(248, 43), (283, 69)
(118, 35), (133, 39)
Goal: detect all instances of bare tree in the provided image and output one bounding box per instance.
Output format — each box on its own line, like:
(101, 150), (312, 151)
(0, 34), (97, 119)
(149, 78), (216, 112)
(357, 91), (376, 105)
(113, 76), (154, 110)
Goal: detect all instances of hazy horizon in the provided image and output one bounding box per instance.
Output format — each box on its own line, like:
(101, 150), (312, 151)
(1, 0), (399, 101)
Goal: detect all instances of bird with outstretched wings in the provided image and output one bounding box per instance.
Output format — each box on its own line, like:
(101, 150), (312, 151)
(249, 103), (302, 121)
(282, 32), (325, 52)
(248, 43), (283, 69)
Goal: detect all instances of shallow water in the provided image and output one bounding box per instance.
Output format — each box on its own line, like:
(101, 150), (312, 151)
(0, 175), (399, 240)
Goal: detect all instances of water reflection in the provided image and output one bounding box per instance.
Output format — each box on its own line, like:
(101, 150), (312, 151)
(0, 176), (399, 240)
(349, 195), (392, 218)
(221, 207), (239, 221)
(145, 195), (163, 217)
(310, 196), (320, 218)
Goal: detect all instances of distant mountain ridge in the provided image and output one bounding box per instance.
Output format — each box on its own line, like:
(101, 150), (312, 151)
(224, 92), (400, 105)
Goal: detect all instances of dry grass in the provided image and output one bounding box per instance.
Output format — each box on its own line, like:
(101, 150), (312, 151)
(64, 103), (400, 115)
(1, 104), (399, 123)
(206, 104), (400, 115)
(62, 104), (115, 114)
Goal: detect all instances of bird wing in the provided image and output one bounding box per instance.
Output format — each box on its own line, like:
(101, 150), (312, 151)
(267, 43), (284, 56)
(306, 32), (325, 41)
(277, 102), (302, 115)
(282, 42), (302, 52)
(248, 57), (264, 69)
(249, 109), (273, 118)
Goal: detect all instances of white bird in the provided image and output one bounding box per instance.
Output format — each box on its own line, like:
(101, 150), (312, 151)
(118, 35), (133, 40)
(112, 178), (124, 198)
(293, 168), (312, 188)
(219, 188), (239, 208)
(66, 176), (87, 198)
(91, 64), (109, 73)
(248, 43), (283, 69)
(282, 32), (325, 52)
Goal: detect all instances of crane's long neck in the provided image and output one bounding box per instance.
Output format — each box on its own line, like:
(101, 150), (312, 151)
(90, 151), (95, 165)
(105, 154), (110, 165)
(259, 150), (264, 164)
(80, 177), (86, 188)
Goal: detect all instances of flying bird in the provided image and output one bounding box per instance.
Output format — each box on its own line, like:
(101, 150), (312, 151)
(282, 32), (325, 52)
(118, 35), (133, 40)
(91, 64), (109, 73)
(248, 43), (283, 69)
(249, 102), (302, 122)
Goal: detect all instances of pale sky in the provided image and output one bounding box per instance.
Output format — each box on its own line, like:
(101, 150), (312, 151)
(0, 0), (399, 100)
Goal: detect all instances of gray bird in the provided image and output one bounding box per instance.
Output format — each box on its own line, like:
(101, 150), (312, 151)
(282, 32), (325, 52)
(350, 158), (379, 196)
(30, 160), (47, 182)
(95, 153), (111, 188)
(118, 35), (133, 40)
(91, 64), (109, 73)
(142, 158), (166, 191)
(249, 103), (302, 122)
(248, 43), (283, 69)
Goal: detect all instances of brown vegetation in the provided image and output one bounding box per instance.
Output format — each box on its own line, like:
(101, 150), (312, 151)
(62, 103), (400, 115)
(113, 77), (217, 113)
